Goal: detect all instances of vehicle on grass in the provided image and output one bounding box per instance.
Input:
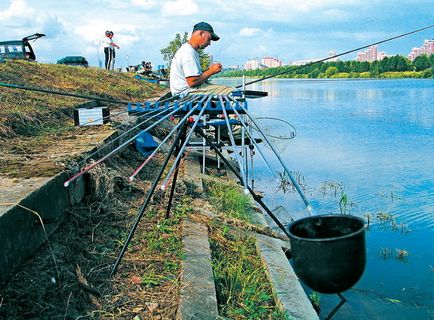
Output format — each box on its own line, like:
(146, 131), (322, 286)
(0, 33), (45, 61)
(57, 56), (89, 67)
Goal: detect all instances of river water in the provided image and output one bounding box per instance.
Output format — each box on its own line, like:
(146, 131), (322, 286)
(213, 78), (433, 319)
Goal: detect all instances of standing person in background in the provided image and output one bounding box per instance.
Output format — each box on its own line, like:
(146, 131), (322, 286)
(170, 22), (222, 96)
(102, 31), (120, 70)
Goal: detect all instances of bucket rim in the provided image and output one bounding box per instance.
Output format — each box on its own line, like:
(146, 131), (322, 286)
(287, 214), (366, 243)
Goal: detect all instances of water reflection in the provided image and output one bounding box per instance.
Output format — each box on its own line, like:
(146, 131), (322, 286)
(216, 78), (434, 319)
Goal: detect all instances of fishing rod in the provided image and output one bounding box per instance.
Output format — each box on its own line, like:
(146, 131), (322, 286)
(75, 95), (198, 167)
(0, 81), (178, 106)
(110, 124), (187, 276)
(219, 95), (249, 194)
(64, 99), (188, 187)
(239, 103), (313, 215)
(0, 81), (179, 132)
(235, 24), (434, 88)
(160, 95), (210, 190)
(224, 95), (275, 176)
(128, 102), (201, 180)
(0, 81), (132, 104)
(195, 128), (292, 239)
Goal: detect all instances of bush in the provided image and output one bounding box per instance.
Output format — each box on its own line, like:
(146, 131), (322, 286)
(332, 72), (350, 78)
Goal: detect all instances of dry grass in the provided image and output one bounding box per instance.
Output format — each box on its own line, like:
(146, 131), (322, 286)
(0, 147), (185, 320)
(0, 60), (163, 138)
(0, 60), (166, 178)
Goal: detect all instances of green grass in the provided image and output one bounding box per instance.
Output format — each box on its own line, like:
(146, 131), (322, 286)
(203, 177), (253, 223)
(204, 177), (290, 319)
(210, 225), (290, 319)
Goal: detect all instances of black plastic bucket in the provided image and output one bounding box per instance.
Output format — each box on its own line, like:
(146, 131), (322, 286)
(287, 215), (366, 294)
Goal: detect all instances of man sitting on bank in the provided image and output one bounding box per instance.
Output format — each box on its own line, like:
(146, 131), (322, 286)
(170, 22), (224, 97)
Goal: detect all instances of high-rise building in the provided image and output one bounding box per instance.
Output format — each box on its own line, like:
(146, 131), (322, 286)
(408, 39), (434, 60)
(261, 57), (282, 68)
(244, 58), (261, 70)
(356, 45), (385, 62)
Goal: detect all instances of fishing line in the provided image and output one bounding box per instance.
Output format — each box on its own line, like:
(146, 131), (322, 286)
(0, 81), (131, 104)
(0, 81), (177, 105)
(234, 24), (434, 88)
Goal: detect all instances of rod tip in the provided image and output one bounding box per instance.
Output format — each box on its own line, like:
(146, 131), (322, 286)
(64, 181), (70, 187)
(161, 185), (166, 191)
(128, 176), (135, 182)
(243, 188), (249, 195)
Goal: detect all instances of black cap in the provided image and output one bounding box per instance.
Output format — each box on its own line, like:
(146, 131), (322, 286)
(193, 22), (220, 41)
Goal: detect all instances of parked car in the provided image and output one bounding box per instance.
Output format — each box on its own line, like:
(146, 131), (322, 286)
(57, 56), (89, 67)
(0, 33), (45, 61)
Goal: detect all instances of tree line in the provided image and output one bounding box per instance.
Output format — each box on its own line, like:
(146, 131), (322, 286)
(160, 32), (211, 71)
(219, 54), (434, 79)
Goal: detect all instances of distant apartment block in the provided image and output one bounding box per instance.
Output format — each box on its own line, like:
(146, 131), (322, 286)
(244, 56), (283, 70)
(408, 39), (434, 60)
(244, 58), (262, 70)
(356, 45), (386, 62)
(261, 57), (282, 68)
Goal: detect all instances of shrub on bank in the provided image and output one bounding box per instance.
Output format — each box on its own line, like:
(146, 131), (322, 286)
(380, 71), (425, 78)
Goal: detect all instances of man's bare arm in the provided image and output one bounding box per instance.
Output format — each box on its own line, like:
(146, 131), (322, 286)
(186, 63), (222, 87)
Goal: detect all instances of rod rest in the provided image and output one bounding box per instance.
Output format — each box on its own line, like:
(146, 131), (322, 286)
(127, 94), (248, 116)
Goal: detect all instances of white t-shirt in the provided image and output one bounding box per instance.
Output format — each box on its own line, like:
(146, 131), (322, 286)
(102, 36), (113, 49)
(170, 43), (201, 96)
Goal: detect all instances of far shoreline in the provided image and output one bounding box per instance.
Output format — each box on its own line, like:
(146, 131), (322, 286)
(213, 76), (434, 81)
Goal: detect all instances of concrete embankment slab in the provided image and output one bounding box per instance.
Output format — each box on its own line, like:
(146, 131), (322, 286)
(0, 98), (145, 285)
(217, 148), (318, 319)
(179, 152), (318, 319)
(177, 218), (219, 320)
(250, 196), (319, 319)
(0, 172), (86, 284)
(177, 155), (219, 319)
(256, 234), (319, 320)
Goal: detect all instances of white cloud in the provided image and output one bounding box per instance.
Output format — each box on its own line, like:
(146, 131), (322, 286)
(0, 0), (430, 67)
(239, 27), (261, 37)
(74, 20), (140, 44)
(0, 0), (35, 20)
(162, 0), (199, 16)
(75, 21), (113, 43)
(255, 45), (267, 54)
(0, 0), (67, 39)
(131, 0), (158, 8)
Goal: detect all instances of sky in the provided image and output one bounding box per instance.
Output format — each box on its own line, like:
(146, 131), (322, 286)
(0, 0), (433, 69)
